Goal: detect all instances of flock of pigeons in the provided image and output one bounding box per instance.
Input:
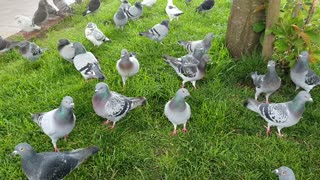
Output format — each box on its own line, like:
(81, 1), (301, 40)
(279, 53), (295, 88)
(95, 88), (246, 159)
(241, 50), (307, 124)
(1, 0), (317, 179)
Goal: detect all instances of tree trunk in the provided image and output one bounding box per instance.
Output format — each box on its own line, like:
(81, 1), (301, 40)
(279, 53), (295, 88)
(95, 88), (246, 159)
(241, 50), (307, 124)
(226, 0), (265, 58)
(262, 0), (281, 59)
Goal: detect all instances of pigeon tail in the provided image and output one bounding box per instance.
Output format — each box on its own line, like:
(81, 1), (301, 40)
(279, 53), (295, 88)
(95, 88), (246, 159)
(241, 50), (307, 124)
(69, 146), (100, 165)
(243, 99), (260, 113)
(82, 10), (89, 16)
(139, 31), (150, 37)
(129, 97), (147, 110)
(103, 37), (112, 42)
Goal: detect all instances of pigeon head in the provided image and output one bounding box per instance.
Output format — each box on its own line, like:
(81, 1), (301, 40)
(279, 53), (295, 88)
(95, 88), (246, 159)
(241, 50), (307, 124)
(273, 166), (295, 179)
(267, 60), (276, 69)
(135, 2), (142, 9)
(86, 22), (97, 30)
(161, 20), (170, 29)
(298, 51), (309, 63)
(61, 96), (74, 109)
(120, 49), (129, 58)
(12, 143), (36, 157)
(204, 33), (214, 43)
(73, 42), (86, 55)
(295, 91), (313, 103)
(58, 39), (71, 46)
(95, 82), (110, 94)
(176, 88), (190, 98)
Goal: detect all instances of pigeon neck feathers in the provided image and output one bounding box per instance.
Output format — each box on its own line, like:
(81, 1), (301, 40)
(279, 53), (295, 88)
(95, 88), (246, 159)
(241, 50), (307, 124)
(288, 95), (307, 115)
(54, 105), (74, 124)
(169, 94), (187, 111)
(294, 57), (309, 73)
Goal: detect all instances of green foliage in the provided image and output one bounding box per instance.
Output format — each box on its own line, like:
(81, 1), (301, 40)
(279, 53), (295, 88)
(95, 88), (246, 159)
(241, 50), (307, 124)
(271, 0), (320, 69)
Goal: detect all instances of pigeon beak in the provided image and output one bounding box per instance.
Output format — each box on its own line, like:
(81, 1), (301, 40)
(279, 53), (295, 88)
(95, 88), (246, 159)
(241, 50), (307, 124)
(70, 103), (75, 107)
(272, 169), (279, 174)
(11, 150), (18, 156)
(95, 89), (98, 92)
(309, 97), (313, 102)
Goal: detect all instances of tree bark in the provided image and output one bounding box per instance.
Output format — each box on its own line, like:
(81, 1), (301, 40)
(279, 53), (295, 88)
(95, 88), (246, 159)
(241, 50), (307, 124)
(262, 0), (281, 59)
(226, 0), (265, 58)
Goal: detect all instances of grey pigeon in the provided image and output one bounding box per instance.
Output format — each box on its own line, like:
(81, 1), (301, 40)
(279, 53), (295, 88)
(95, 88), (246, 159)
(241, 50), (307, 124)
(126, 2), (143, 20)
(273, 166), (296, 180)
(164, 88), (191, 135)
(85, 22), (111, 47)
(32, 0), (49, 26)
(163, 47), (211, 88)
(244, 91), (313, 136)
(0, 36), (19, 53)
(92, 82), (147, 129)
(58, 39), (75, 63)
(251, 60), (281, 103)
(12, 143), (99, 180)
(82, 0), (101, 16)
(139, 20), (169, 43)
(141, 0), (157, 7)
(116, 49), (140, 88)
(47, 2), (60, 19)
(290, 51), (320, 92)
(166, 0), (184, 21)
(196, 0), (215, 13)
(31, 96), (76, 152)
(73, 42), (106, 81)
(18, 41), (45, 61)
(120, 0), (131, 11)
(113, 7), (128, 30)
(53, 0), (73, 14)
(178, 33), (214, 54)
(14, 15), (41, 33)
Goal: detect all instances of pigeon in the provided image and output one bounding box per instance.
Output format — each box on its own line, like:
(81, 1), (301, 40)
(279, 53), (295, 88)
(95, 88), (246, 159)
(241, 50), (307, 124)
(113, 7), (128, 30)
(120, 0), (131, 11)
(31, 96), (76, 152)
(32, 0), (49, 26)
(166, 0), (184, 21)
(92, 82), (147, 129)
(12, 143), (99, 180)
(17, 41), (45, 61)
(58, 39), (75, 63)
(0, 36), (19, 53)
(178, 33), (214, 54)
(139, 20), (169, 43)
(141, 0), (157, 7)
(85, 22), (111, 47)
(196, 0), (215, 13)
(47, 2), (60, 19)
(73, 42), (106, 81)
(53, 0), (73, 14)
(14, 15), (41, 32)
(251, 60), (281, 103)
(82, 0), (101, 16)
(273, 166), (296, 180)
(116, 49), (140, 88)
(290, 51), (320, 92)
(244, 91), (313, 136)
(125, 2), (143, 20)
(163, 47), (211, 88)
(164, 88), (191, 135)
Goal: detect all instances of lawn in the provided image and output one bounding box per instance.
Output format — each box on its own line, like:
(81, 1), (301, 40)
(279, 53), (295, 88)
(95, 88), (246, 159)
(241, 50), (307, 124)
(1, 0), (320, 179)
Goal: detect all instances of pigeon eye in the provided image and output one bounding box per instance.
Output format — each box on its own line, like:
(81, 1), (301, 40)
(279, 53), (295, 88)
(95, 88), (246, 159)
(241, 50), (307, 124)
(281, 171), (287, 175)
(20, 147), (24, 151)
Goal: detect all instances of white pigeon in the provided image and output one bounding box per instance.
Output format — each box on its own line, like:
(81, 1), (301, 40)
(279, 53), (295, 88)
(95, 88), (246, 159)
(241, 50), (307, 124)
(141, 0), (157, 7)
(92, 82), (147, 129)
(31, 96), (76, 152)
(166, 0), (184, 21)
(85, 22), (111, 47)
(244, 91), (313, 136)
(73, 42), (106, 80)
(165, 88), (191, 135)
(163, 47), (211, 88)
(14, 15), (41, 32)
(116, 49), (140, 88)
(139, 20), (170, 43)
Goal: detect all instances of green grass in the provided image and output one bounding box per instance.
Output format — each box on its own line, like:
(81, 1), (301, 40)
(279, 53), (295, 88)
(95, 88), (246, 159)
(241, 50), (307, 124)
(1, 0), (320, 179)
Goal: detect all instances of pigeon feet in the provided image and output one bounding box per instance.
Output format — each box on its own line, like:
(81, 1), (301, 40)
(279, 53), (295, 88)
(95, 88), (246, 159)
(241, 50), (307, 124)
(171, 130), (177, 136)
(277, 131), (283, 137)
(54, 147), (60, 152)
(103, 120), (111, 125)
(109, 125), (115, 129)
(182, 128), (188, 132)
(265, 126), (271, 136)
(64, 135), (68, 141)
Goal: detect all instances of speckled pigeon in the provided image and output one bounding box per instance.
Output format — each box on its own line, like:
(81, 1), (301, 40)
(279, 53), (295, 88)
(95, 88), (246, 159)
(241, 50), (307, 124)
(92, 82), (146, 129)
(166, 0), (183, 21)
(244, 91), (313, 136)
(12, 143), (99, 180)
(18, 41), (46, 61)
(85, 22), (111, 47)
